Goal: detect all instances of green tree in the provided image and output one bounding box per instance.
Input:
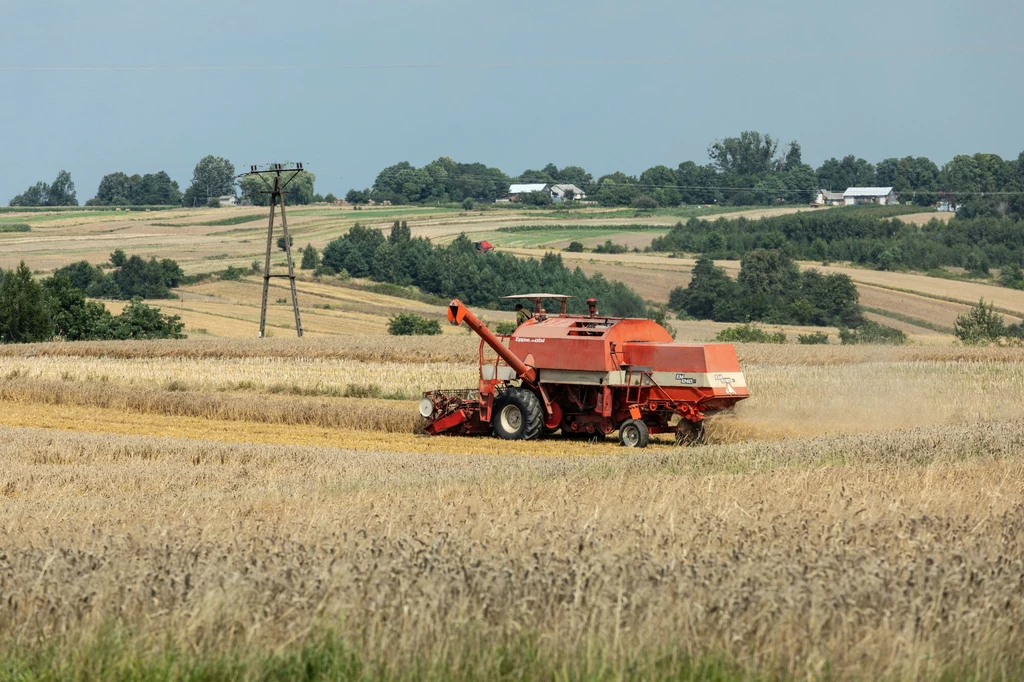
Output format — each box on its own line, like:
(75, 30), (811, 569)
(9, 182), (49, 207)
(113, 298), (185, 339)
(639, 165), (681, 206)
(183, 156), (236, 207)
(91, 172), (134, 205)
(753, 175), (787, 205)
(954, 299), (1005, 344)
(670, 255), (740, 320)
(816, 155), (876, 190)
(42, 275), (116, 341)
(52, 260), (105, 292)
(300, 244), (319, 270)
(0, 262), (54, 343)
(708, 131), (778, 176)
(133, 171), (182, 205)
(324, 193), (336, 203)
(46, 170), (78, 206)
(592, 172), (640, 206)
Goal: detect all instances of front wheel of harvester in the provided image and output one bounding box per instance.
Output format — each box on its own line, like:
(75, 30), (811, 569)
(492, 388), (543, 440)
(618, 419), (650, 448)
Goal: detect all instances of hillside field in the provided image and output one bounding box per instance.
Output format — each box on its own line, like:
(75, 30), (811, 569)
(0, 203), (992, 343)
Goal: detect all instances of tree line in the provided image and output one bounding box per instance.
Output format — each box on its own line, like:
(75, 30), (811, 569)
(349, 133), (1024, 208)
(53, 250), (184, 300)
(0, 263), (184, 344)
(652, 206), (1024, 278)
(318, 221), (646, 317)
(8, 156), (334, 209)
(10, 136), (1024, 209)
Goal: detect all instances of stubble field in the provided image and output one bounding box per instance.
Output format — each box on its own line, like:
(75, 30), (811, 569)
(1, 336), (1023, 680)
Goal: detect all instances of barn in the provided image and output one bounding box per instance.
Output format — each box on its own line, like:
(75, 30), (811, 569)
(843, 187), (898, 206)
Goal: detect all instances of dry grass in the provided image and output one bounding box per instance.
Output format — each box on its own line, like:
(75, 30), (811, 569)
(1, 422), (1022, 680)
(0, 377), (416, 433)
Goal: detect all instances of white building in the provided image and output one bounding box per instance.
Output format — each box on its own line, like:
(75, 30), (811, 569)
(218, 195), (238, 207)
(812, 189), (846, 206)
(507, 183), (587, 202)
(550, 184), (586, 202)
(843, 187), (898, 206)
(507, 183), (550, 201)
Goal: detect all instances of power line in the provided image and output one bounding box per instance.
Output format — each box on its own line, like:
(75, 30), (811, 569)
(1, 44), (1020, 72)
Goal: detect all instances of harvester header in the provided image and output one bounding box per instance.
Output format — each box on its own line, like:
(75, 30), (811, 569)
(422, 296), (748, 447)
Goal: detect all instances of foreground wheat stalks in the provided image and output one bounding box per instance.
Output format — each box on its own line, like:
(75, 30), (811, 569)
(1, 422), (1023, 680)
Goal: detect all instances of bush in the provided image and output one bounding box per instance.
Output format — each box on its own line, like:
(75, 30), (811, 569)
(566, 241), (585, 253)
(715, 324), (787, 344)
(300, 244), (319, 270)
(632, 195), (659, 211)
(220, 266), (247, 281)
(114, 298), (185, 339)
(839, 321), (907, 345)
(206, 197), (220, 208)
(954, 299), (1005, 345)
(277, 235), (293, 251)
(0, 224), (29, 233)
(388, 313), (442, 336)
(493, 321), (517, 335)
(593, 240), (627, 254)
(999, 264), (1024, 290)
(797, 331), (830, 344)
(462, 198), (474, 211)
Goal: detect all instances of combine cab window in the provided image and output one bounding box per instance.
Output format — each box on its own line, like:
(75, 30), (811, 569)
(567, 321), (612, 337)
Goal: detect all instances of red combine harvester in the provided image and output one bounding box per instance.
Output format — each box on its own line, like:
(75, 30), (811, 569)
(420, 295), (748, 447)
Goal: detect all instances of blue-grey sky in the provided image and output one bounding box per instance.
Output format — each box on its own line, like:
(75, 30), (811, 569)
(2, 0), (1022, 202)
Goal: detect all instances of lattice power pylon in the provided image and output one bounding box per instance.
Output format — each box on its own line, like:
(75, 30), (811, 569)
(240, 163), (305, 338)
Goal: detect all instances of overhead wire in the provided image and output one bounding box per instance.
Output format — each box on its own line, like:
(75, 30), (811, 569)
(1, 44), (1021, 72)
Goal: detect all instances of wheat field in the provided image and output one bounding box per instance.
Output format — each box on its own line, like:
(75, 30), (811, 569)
(1, 338), (1023, 680)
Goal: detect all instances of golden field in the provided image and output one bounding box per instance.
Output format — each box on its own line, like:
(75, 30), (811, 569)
(0, 338), (1022, 679)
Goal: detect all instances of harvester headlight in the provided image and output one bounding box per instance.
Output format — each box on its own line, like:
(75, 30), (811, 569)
(419, 398), (435, 418)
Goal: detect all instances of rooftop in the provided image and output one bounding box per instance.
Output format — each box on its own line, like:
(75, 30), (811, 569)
(844, 187), (895, 197)
(508, 183), (549, 194)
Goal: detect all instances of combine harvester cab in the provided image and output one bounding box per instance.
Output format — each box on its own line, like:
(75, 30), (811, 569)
(420, 295), (748, 447)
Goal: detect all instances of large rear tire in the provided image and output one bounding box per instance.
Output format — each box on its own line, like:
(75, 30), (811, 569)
(492, 388), (543, 440)
(618, 419), (650, 448)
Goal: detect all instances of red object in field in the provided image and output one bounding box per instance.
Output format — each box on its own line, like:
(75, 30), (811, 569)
(420, 295), (749, 448)
(474, 240), (494, 253)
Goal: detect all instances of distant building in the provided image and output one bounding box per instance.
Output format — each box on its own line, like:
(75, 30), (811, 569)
(843, 187), (898, 206)
(507, 183), (587, 202)
(550, 184), (586, 202)
(218, 195), (238, 207)
(507, 183), (550, 201)
(812, 189), (846, 206)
